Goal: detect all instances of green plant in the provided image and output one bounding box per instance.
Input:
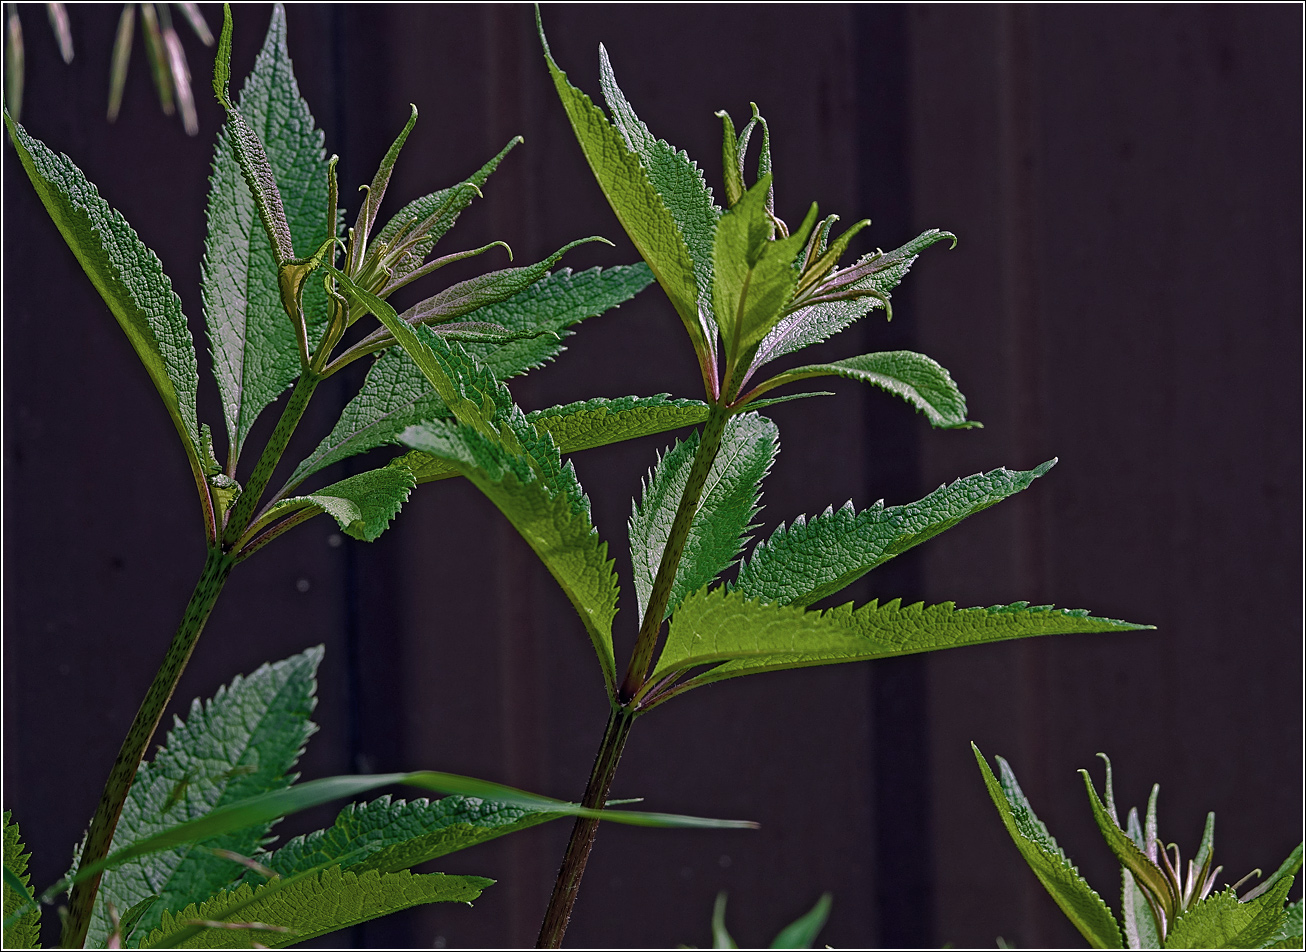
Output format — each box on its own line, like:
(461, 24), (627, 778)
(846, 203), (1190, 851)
(3, 4), (748, 946)
(975, 745), (1304, 949)
(369, 11), (1148, 946)
(3, 2), (1159, 945)
(705, 891), (833, 950)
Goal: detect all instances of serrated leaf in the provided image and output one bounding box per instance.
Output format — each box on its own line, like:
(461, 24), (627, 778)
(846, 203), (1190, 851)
(733, 461), (1055, 607)
(140, 865), (488, 948)
(87, 648), (322, 947)
(395, 391), (709, 488)
(401, 418), (619, 692)
(284, 343), (448, 491)
(4, 112), (202, 470)
(631, 413), (778, 622)
(528, 394), (710, 454)
(302, 461), (416, 542)
(652, 590), (1149, 690)
(713, 177), (815, 358)
(246, 795), (551, 882)
(3, 812), (40, 948)
(973, 746), (1124, 949)
(770, 893), (832, 949)
(1263, 898), (1303, 949)
(598, 44), (719, 320)
(1165, 884), (1293, 950)
(752, 229), (956, 366)
(203, 4), (332, 463)
(748, 350), (976, 429)
(457, 263), (654, 379)
(538, 11), (707, 359)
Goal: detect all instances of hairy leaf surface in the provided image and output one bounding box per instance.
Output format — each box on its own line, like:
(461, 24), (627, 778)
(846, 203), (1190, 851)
(529, 395), (710, 455)
(141, 865), (489, 949)
(4, 113), (201, 470)
(653, 590), (1148, 689)
(973, 747), (1123, 948)
(203, 5), (332, 462)
(752, 350), (974, 429)
(87, 649), (322, 947)
(3, 812), (40, 949)
(753, 229), (956, 366)
(245, 795), (551, 883)
(733, 461), (1055, 607)
(538, 12), (705, 356)
(630, 413), (778, 622)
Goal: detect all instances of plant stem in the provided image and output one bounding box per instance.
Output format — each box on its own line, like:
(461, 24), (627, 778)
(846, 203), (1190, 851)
(619, 402), (730, 702)
(537, 404), (733, 947)
(62, 546), (237, 948)
(221, 368), (322, 546)
(536, 707), (635, 948)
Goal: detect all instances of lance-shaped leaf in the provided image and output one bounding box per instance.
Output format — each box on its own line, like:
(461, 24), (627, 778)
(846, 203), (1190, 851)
(598, 44), (719, 327)
(771, 893), (833, 949)
(751, 229), (956, 368)
(649, 590), (1149, 692)
(733, 461), (1055, 608)
(1122, 792), (1163, 949)
(244, 795), (552, 883)
(529, 394), (710, 454)
(87, 648), (322, 948)
(538, 11), (708, 361)
(347, 104), (417, 276)
(973, 747), (1124, 949)
(745, 350), (976, 429)
(203, 4), (333, 462)
(4, 112), (202, 470)
(713, 177), (816, 361)
(3, 813), (39, 949)
(630, 413), (778, 622)
(395, 393), (711, 488)
(400, 417), (620, 692)
(140, 865), (489, 949)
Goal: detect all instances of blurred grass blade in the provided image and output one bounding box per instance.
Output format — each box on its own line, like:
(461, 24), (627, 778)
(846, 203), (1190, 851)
(140, 3), (174, 116)
(712, 892), (738, 949)
(45, 3), (71, 62)
(37, 770), (757, 904)
(176, 2), (213, 45)
(6, 5), (24, 122)
(107, 4), (135, 122)
(158, 5), (197, 135)
(770, 893), (832, 949)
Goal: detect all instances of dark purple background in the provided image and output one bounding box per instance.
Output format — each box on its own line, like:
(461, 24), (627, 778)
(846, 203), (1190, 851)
(4, 5), (1301, 948)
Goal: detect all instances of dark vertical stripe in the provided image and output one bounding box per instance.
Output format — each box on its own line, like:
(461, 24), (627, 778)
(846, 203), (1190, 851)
(854, 6), (934, 948)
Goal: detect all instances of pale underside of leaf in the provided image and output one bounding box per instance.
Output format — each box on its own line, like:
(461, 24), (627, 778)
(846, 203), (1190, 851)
(140, 865), (489, 948)
(203, 4), (332, 463)
(752, 228), (956, 367)
(972, 746), (1124, 948)
(733, 461), (1056, 607)
(754, 350), (975, 429)
(5, 112), (201, 470)
(88, 648), (323, 947)
(630, 413), (778, 623)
